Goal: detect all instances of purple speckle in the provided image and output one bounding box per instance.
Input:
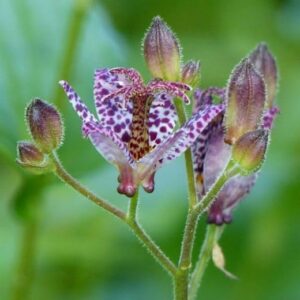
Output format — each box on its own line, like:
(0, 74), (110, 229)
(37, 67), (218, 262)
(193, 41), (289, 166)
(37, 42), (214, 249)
(101, 88), (109, 96)
(114, 124), (121, 133)
(196, 121), (203, 128)
(160, 126), (167, 133)
(107, 110), (115, 116)
(150, 132), (157, 141)
(121, 131), (131, 143)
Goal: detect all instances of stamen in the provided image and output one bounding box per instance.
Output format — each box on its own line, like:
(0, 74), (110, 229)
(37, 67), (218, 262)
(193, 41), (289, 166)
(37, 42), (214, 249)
(109, 68), (144, 85)
(148, 81), (191, 104)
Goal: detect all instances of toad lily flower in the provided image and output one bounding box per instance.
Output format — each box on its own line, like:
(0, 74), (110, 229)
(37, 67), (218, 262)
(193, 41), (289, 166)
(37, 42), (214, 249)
(192, 44), (279, 224)
(60, 67), (223, 197)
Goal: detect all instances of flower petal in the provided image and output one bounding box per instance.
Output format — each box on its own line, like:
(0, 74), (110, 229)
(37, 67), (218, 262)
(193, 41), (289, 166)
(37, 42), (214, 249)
(262, 106), (279, 130)
(93, 68), (133, 143)
(193, 87), (225, 112)
(59, 80), (97, 125)
(192, 118), (225, 196)
(83, 120), (134, 167)
(137, 105), (224, 179)
(202, 123), (231, 192)
(147, 92), (178, 148)
(207, 174), (256, 225)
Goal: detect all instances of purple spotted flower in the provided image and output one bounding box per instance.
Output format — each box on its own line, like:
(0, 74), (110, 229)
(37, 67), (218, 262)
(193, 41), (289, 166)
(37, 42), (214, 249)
(192, 44), (279, 225)
(60, 68), (223, 197)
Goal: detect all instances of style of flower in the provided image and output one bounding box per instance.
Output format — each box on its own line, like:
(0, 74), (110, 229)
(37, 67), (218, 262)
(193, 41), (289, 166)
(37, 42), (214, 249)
(60, 67), (223, 197)
(192, 43), (279, 225)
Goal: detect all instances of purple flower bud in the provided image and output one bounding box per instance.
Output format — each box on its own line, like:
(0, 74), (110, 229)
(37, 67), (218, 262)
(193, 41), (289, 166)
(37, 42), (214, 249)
(26, 98), (64, 153)
(16, 141), (54, 174)
(143, 16), (181, 81)
(17, 141), (44, 165)
(249, 43), (278, 107)
(181, 60), (201, 86)
(232, 129), (268, 174)
(117, 165), (137, 197)
(207, 174), (256, 225)
(224, 59), (266, 145)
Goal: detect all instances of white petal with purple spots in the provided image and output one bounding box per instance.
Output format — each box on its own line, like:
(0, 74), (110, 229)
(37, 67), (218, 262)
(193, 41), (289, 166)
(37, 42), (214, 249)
(138, 105), (224, 179)
(84, 120), (134, 167)
(147, 92), (177, 148)
(93, 69), (133, 144)
(59, 80), (97, 125)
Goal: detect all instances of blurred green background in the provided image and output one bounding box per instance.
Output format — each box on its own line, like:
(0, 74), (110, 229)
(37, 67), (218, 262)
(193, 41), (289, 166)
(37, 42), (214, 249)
(1, 0), (300, 299)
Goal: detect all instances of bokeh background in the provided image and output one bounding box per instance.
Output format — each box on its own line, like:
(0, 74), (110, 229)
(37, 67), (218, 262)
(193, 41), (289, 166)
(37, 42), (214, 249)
(1, 0), (300, 299)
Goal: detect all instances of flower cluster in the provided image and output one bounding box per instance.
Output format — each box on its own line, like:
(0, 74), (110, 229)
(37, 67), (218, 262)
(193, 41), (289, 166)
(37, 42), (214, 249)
(59, 17), (222, 197)
(192, 43), (279, 225)
(18, 16), (279, 226)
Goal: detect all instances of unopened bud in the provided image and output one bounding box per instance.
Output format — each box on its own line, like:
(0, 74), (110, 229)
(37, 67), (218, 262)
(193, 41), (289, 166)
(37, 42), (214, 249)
(143, 16), (181, 81)
(26, 98), (64, 153)
(16, 141), (54, 174)
(17, 141), (44, 165)
(232, 129), (268, 174)
(181, 60), (201, 86)
(225, 59), (266, 145)
(249, 43), (277, 107)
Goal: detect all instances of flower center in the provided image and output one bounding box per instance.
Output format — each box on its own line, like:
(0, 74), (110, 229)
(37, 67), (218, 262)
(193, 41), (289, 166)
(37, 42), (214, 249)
(129, 92), (153, 160)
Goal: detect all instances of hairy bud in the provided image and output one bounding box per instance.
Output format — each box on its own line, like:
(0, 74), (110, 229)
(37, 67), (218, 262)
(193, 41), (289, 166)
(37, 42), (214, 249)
(249, 43), (277, 107)
(181, 60), (201, 86)
(224, 59), (266, 145)
(17, 141), (44, 165)
(16, 141), (54, 174)
(143, 16), (181, 81)
(26, 98), (64, 153)
(232, 129), (268, 174)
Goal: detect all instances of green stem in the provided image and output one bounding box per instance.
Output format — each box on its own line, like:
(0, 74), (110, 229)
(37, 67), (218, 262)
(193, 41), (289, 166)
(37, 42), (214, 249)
(128, 220), (177, 276)
(194, 160), (238, 215)
(50, 152), (126, 220)
(189, 225), (223, 300)
(126, 189), (177, 276)
(127, 189), (139, 221)
(174, 99), (197, 209)
(178, 211), (199, 270)
(11, 219), (38, 300)
(174, 271), (189, 300)
(175, 210), (199, 299)
(50, 152), (177, 276)
(174, 159), (237, 299)
(53, 0), (93, 109)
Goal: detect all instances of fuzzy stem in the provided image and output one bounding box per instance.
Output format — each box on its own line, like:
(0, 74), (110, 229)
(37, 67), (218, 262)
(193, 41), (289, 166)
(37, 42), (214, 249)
(174, 158), (237, 299)
(189, 225), (221, 300)
(126, 189), (177, 276)
(174, 270), (189, 300)
(128, 221), (177, 276)
(174, 99), (197, 209)
(127, 188), (139, 221)
(50, 152), (177, 276)
(175, 210), (199, 300)
(194, 160), (239, 215)
(50, 152), (126, 220)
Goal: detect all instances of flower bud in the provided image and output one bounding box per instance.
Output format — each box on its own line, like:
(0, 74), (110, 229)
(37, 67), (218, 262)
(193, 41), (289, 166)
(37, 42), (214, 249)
(181, 60), (201, 86)
(224, 59), (266, 145)
(16, 141), (54, 174)
(232, 129), (268, 174)
(143, 16), (181, 81)
(26, 98), (64, 153)
(17, 141), (44, 165)
(249, 43), (277, 107)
